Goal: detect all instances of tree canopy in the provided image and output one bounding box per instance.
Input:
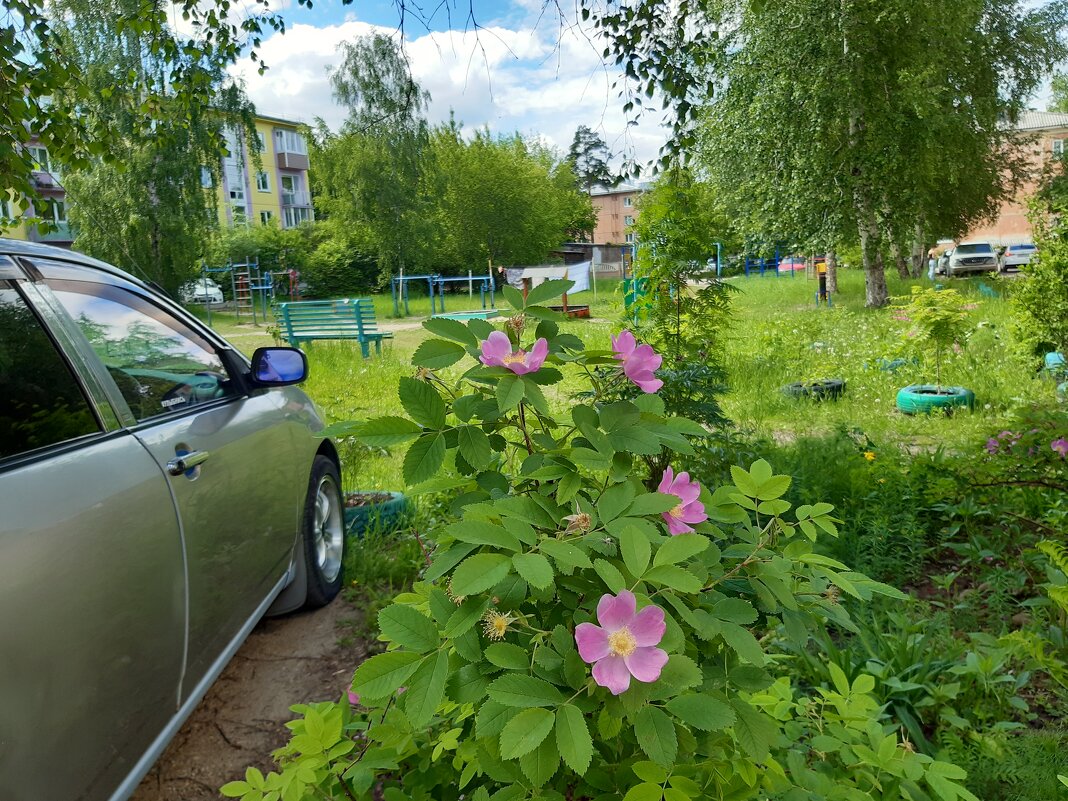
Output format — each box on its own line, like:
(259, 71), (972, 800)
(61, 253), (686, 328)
(567, 126), (617, 193)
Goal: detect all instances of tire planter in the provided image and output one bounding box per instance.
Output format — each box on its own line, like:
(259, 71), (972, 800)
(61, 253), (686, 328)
(781, 378), (847, 402)
(895, 385), (975, 415)
(343, 491), (409, 538)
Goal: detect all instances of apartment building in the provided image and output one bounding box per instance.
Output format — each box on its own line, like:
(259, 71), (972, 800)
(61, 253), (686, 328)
(2, 112), (314, 248)
(590, 182), (648, 245)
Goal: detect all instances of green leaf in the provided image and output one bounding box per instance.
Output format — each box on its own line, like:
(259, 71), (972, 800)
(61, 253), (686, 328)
(451, 553), (513, 595)
(412, 338), (467, 369)
(608, 427), (662, 455)
(659, 654), (703, 689)
(422, 316), (479, 347)
(713, 598), (758, 625)
(539, 539), (593, 569)
(635, 706), (677, 766)
(403, 433), (446, 485)
(457, 425), (493, 469)
(525, 278), (574, 306)
(627, 492), (679, 516)
(485, 642), (530, 670)
(729, 465), (760, 497)
(403, 650), (449, 728)
(476, 700), (517, 739)
(755, 474), (791, 501)
(593, 559), (627, 592)
(513, 552), (555, 590)
(502, 284), (526, 310)
(555, 703), (594, 774)
(425, 542), (478, 582)
(446, 520), (521, 551)
(350, 416), (423, 446)
(665, 694), (735, 731)
(399, 377), (446, 429)
(352, 651), (423, 699)
(623, 784), (663, 801)
(632, 761), (668, 783)
(219, 781), (250, 798)
(497, 374), (525, 412)
(730, 699), (777, 761)
(643, 565), (703, 593)
(653, 533), (709, 566)
(620, 525), (651, 578)
(443, 598), (489, 637)
(378, 604), (440, 652)
(599, 482), (636, 523)
(520, 378), (551, 415)
(500, 708), (556, 759)
(519, 734), (560, 787)
(487, 674), (566, 707)
(719, 622), (765, 665)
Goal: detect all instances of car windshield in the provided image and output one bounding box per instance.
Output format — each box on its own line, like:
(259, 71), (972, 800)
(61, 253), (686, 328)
(955, 243), (993, 254)
(1009, 245), (1035, 252)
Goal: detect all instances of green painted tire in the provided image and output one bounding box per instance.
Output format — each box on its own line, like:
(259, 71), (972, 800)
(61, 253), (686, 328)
(896, 385), (975, 415)
(343, 491), (409, 537)
(782, 378), (847, 402)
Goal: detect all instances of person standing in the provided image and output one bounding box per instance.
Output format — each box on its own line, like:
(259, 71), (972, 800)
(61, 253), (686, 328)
(927, 248), (937, 281)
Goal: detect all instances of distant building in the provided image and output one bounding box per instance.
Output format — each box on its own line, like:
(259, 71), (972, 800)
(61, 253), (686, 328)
(589, 182), (649, 246)
(2, 112), (314, 248)
(963, 110), (1068, 245)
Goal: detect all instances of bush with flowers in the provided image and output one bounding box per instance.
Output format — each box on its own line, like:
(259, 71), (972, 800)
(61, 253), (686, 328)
(223, 281), (981, 801)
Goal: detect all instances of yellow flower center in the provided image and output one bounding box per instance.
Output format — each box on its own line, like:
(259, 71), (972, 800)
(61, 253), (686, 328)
(483, 611), (513, 640)
(502, 352), (526, 365)
(607, 627), (637, 658)
(669, 503), (685, 519)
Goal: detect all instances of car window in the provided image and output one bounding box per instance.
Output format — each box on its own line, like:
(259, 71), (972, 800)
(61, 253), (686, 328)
(49, 281), (239, 422)
(955, 243), (992, 254)
(0, 286), (101, 461)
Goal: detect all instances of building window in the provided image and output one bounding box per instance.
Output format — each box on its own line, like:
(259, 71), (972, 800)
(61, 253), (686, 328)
(200, 167), (213, 188)
(232, 206), (247, 223)
(28, 145), (50, 172)
(1054, 139), (1065, 156)
(623, 196), (633, 207)
(230, 187), (245, 201)
(45, 200), (67, 223)
(260, 210), (273, 225)
(280, 174), (296, 192)
(624, 215), (634, 226)
(625, 233), (635, 243)
(283, 206), (312, 228)
(255, 171), (270, 192)
(256, 131), (266, 152)
(275, 129), (307, 155)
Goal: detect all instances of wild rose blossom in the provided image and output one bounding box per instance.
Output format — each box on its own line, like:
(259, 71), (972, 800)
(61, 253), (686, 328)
(479, 331), (548, 375)
(658, 466), (708, 535)
(575, 590), (668, 695)
(1052, 438), (1068, 458)
(985, 438), (999, 455)
(347, 690), (360, 706)
(611, 330), (663, 393)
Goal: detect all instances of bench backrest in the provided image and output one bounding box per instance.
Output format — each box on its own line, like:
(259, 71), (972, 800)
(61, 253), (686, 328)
(353, 300), (380, 333)
(279, 299), (361, 335)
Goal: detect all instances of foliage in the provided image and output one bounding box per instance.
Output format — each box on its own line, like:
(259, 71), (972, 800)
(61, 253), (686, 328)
(208, 221), (314, 276)
(220, 284), (997, 801)
(1012, 204), (1068, 357)
(893, 287), (972, 391)
(302, 221), (381, 298)
(566, 125), (617, 194)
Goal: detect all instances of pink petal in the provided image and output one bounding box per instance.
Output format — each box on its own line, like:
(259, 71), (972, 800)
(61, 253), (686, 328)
(480, 331), (512, 366)
(347, 690), (360, 706)
(625, 647), (669, 683)
(658, 466), (675, 494)
(629, 605), (666, 647)
(574, 623), (610, 663)
(526, 337), (548, 371)
(592, 656), (632, 695)
(680, 500), (707, 525)
(663, 514), (693, 535)
(634, 375), (664, 393)
(611, 330), (637, 360)
(597, 590), (637, 632)
(507, 349), (530, 375)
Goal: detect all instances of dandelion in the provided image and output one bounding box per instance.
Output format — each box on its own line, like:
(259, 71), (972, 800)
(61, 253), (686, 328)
(483, 610), (515, 640)
(479, 331), (548, 375)
(574, 590), (668, 695)
(610, 330), (663, 393)
(863, 451), (876, 461)
(658, 466), (708, 535)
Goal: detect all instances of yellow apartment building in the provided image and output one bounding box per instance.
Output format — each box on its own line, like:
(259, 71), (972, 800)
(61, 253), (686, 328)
(1, 112), (314, 248)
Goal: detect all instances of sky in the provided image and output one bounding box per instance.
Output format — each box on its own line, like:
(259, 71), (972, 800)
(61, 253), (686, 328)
(222, 0), (670, 169)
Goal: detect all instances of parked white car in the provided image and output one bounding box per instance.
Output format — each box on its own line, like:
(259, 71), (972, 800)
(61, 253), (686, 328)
(179, 277), (224, 304)
(1000, 242), (1036, 272)
(946, 242), (998, 276)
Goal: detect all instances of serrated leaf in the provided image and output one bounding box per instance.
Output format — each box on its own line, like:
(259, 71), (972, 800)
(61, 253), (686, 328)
(755, 474), (791, 501)
(659, 654), (702, 689)
(475, 700), (517, 738)
(399, 377), (446, 428)
(730, 699), (777, 761)
(457, 425), (493, 469)
(413, 338), (467, 369)
(653, 534), (709, 566)
(349, 416), (422, 446)
(378, 604), (439, 652)
(593, 559), (627, 592)
(555, 703), (594, 774)
(620, 525), (651, 578)
(500, 708), (556, 759)
(451, 553), (513, 595)
(719, 621), (765, 665)
(502, 284), (526, 310)
(729, 465), (760, 497)
(635, 706), (677, 766)
(643, 564), (703, 593)
(443, 597), (489, 637)
(497, 374), (525, 411)
(600, 482), (636, 523)
(665, 694), (735, 731)
(487, 674), (566, 707)
(422, 316), (479, 347)
(525, 278), (574, 306)
(627, 492), (679, 516)
(352, 651), (423, 699)
(713, 598), (758, 625)
(632, 761), (668, 783)
(513, 552), (555, 589)
(539, 539), (593, 569)
(623, 784), (663, 801)
(403, 433), (446, 485)
(446, 520), (521, 551)
(485, 642), (530, 670)
(519, 733), (560, 786)
(403, 650), (448, 728)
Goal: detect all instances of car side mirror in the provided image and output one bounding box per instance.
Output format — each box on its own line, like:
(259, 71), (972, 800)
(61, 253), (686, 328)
(249, 347), (308, 386)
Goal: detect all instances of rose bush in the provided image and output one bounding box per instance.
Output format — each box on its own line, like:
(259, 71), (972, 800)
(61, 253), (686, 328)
(223, 281), (979, 801)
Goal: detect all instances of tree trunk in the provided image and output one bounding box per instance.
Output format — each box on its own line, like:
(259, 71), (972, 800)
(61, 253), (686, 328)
(826, 250), (838, 294)
(856, 191), (889, 307)
(889, 237), (910, 279)
(910, 221), (925, 278)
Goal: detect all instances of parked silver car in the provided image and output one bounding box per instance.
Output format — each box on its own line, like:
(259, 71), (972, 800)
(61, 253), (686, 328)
(0, 239), (344, 801)
(999, 242), (1036, 272)
(945, 242), (998, 275)
(179, 276), (225, 304)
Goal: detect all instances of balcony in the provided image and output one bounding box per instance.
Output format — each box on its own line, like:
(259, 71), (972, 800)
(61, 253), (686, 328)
(281, 189), (312, 207)
(34, 222), (73, 243)
(276, 151), (309, 171)
(32, 170), (62, 189)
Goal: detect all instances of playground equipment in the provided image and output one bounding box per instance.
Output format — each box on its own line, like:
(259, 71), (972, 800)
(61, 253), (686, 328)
(432, 272), (496, 314)
(391, 274), (437, 317)
(201, 258), (275, 326)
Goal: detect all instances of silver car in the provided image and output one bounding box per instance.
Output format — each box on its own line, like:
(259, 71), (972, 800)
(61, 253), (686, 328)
(946, 242), (998, 275)
(0, 239), (345, 801)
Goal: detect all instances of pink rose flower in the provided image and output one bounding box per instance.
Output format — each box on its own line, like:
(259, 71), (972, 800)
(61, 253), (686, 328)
(611, 330), (664, 393)
(658, 466), (708, 535)
(1052, 438), (1068, 458)
(347, 690), (360, 706)
(985, 438), (999, 455)
(479, 331), (548, 375)
(574, 590), (668, 695)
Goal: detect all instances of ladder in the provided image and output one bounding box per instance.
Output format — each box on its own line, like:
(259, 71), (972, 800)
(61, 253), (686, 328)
(230, 260), (256, 319)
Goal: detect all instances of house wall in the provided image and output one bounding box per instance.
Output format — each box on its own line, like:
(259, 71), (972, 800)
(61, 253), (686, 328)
(591, 190), (640, 245)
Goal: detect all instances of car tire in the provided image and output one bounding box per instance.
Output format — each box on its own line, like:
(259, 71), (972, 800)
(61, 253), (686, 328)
(302, 455), (345, 609)
(895, 384), (975, 415)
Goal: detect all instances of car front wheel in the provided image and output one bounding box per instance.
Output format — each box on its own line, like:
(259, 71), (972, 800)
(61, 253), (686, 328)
(302, 455), (345, 608)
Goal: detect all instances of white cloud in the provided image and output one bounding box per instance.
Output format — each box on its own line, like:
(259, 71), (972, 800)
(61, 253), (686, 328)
(226, 11), (669, 169)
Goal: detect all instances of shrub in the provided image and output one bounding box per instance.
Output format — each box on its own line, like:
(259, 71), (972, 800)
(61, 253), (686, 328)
(223, 282), (979, 801)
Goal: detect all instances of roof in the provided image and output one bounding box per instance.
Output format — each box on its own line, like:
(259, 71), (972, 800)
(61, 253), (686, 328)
(590, 181), (652, 196)
(1014, 110), (1068, 131)
(255, 112), (306, 128)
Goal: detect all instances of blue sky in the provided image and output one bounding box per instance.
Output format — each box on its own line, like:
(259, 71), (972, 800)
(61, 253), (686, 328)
(226, 0), (670, 167)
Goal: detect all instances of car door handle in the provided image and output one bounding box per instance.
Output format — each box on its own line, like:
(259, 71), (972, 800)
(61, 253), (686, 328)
(167, 450), (210, 476)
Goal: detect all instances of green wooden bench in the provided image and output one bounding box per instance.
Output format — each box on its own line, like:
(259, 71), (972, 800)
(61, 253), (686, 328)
(277, 299), (393, 358)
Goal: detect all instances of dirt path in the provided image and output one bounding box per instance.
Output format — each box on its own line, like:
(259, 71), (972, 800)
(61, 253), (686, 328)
(132, 598), (367, 800)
